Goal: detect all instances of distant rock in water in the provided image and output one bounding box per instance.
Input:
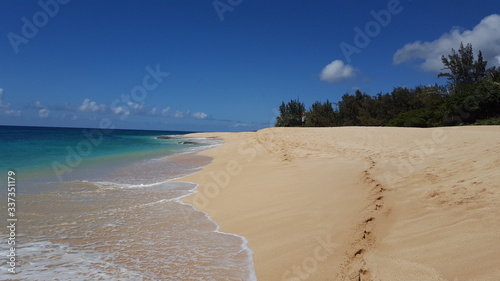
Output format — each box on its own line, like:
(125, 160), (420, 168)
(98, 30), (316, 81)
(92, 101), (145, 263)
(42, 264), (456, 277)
(157, 136), (178, 140)
(178, 141), (199, 145)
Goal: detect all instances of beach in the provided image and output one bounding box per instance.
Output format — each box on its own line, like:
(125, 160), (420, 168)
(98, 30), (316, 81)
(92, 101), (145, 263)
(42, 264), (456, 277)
(180, 126), (500, 280)
(0, 127), (256, 280)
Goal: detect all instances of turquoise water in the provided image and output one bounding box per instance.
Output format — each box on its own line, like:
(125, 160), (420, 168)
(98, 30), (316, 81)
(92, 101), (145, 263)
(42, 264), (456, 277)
(0, 125), (256, 280)
(0, 126), (203, 185)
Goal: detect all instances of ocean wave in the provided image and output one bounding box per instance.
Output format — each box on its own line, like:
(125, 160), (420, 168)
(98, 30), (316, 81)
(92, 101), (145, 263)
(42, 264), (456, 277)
(92, 180), (169, 190)
(0, 240), (146, 280)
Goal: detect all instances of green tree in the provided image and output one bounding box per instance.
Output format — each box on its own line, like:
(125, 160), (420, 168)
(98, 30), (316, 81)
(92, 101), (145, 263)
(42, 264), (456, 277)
(390, 87), (419, 112)
(438, 44), (500, 125)
(487, 66), (500, 84)
(275, 99), (305, 127)
(438, 42), (487, 88)
(337, 90), (367, 126)
(388, 108), (445, 127)
(357, 95), (383, 126)
(414, 84), (448, 109)
(372, 92), (395, 124)
(443, 80), (500, 125)
(305, 100), (339, 127)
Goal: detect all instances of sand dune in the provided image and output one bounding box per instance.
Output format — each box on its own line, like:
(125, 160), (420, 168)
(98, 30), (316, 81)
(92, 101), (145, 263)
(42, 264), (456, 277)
(179, 126), (500, 280)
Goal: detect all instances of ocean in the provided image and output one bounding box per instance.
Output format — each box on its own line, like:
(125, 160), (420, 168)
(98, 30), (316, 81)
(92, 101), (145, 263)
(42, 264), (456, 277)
(0, 126), (256, 280)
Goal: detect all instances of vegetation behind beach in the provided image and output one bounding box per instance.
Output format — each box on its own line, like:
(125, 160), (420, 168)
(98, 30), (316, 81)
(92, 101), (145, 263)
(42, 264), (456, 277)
(276, 43), (500, 128)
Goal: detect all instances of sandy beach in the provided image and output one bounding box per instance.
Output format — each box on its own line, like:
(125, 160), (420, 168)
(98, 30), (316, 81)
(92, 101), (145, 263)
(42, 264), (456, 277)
(179, 127), (500, 281)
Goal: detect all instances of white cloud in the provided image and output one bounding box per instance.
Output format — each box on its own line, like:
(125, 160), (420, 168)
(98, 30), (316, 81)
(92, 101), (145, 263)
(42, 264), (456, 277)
(39, 109), (49, 118)
(33, 101), (44, 109)
(110, 102), (149, 117)
(161, 106), (170, 116)
(127, 101), (144, 113)
(111, 106), (129, 116)
(0, 88), (11, 108)
(173, 111), (188, 118)
(150, 107), (157, 115)
(320, 60), (356, 83)
(78, 98), (106, 112)
(394, 14), (500, 72)
(5, 109), (21, 116)
(193, 112), (209, 120)
(232, 122), (253, 128)
(61, 113), (78, 121)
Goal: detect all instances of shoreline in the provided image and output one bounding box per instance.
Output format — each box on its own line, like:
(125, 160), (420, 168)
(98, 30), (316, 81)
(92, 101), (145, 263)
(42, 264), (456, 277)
(172, 185), (258, 281)
(177, 129), (372, 280)
(177, 126), (500, 280)
(10, 130), (254, 280)
(168, 145), (258, 281)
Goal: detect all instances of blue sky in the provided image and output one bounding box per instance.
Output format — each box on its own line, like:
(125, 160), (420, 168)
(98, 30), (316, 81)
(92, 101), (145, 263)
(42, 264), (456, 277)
(1, 0), (499, 132)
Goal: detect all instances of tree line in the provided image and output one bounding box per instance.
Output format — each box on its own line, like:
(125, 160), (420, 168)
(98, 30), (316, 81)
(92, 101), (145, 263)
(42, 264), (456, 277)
(276, 43), (500, 128)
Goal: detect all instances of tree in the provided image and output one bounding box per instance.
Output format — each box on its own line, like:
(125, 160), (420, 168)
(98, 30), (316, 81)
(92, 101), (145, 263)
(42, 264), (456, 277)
(305, 100), (339, 127)
(487, 66), (500, 84)
(388, 108), (445, 127)
(357, 95), (383, 126)
(337, 90), (367, 126)
(438, 42), (487, 88)
(438, 43), (500, 125)
(414, 84), (448, 108)
(274, 43), (499, 128)
(275, 99), (305, 127)
(443, 80), (500, 125)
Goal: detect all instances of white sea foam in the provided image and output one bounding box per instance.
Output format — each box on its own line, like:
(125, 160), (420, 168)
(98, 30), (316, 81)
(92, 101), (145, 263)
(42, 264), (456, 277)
(92, 180), (168, 190)
(0, 241), (146, 280)
(154, 137), (223, 160)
